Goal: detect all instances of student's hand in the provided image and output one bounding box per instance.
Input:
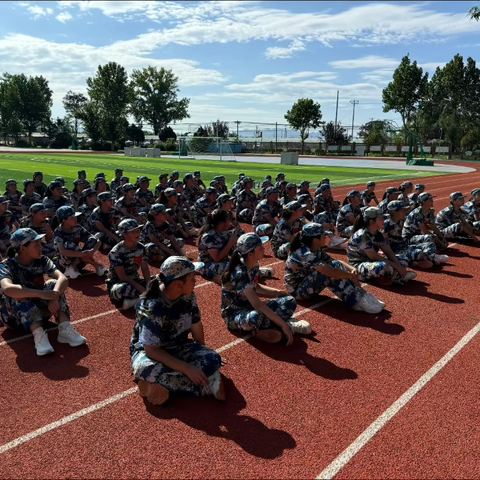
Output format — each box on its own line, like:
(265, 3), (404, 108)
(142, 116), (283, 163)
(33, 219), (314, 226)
(395, 265), (408, 278)
(276, 290), (289, 298)
(184, 365), (209, 386)
(38, 290), (60, 301)
(281, 322), (294, 346)
(48, 299), (60, 315)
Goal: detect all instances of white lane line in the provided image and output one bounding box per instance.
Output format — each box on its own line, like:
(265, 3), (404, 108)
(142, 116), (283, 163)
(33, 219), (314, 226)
(316, 318), (480, 480)
(0, 296), (337, 455)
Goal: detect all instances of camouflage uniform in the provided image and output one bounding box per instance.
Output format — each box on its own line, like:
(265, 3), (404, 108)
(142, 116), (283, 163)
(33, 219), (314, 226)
(184, 184), (201, 204)
(34, 182), (48, 199)
(135, 188), (155, 209)
(4, 190), (23, 221)
(110, 178), (121, 193)
(461, 201), (480, 233)
(271, 218), (302, 260)
(197, 229), (233, 280)
(77, 203), (96, 232)
(0, 256), (70, 330)
(107, 241), (148, 300)
(336, 204), (361, 238)
(235, 190), (257, 223)
(313, 195), (339, 223)
(192, 196), (215, 227)
(90, 206), (121, 248)
(19, 216), (55, 257)
(402, 206), (439, 245)
(130, 292), (221, 396)
(140, 221), (185, 261)
(43, 196), (71, 214)
(435, 205), (468, 238)
(361, 189), (378, 205)
(115, 196), (146, 220)
(0, 211), (16, 249)
(377, 198), (390, 215)
(348, 228), (408, 283)
(53, 224), (98, 268)
(20, 192), (42, 212)
(252, 199), (281, 237)
(221, 262), (297, 331)
(285, 245), (364, 306)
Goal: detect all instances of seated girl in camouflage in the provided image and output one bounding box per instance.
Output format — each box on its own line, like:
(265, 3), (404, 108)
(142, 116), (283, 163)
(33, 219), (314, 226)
(271, 201), (306, 260)
(280, 183), (297, 206)
(382, 201), (449, 268)
(235, 177), (257, 223)
(107, 219), (151, 311)
(19, 203), (55, 258)
(397, 181), (414, 209)
(252, 186), (282, 237)
(402, 192), (448, 251)
(76, 188), (97, 233)
(69, 179), (86, 210)
(182, 173), (201, 204)
(257, 179), (272, 202)
(435, 192), (480, 242)
(43, 181), (71, 219)
(140, 204), (185, 263)
(216, 194), (244, 233)
(461, 188), (480, 232)
(90, 192), (121, 250)
(135, 176), (155, 211)
(361, 181), (379, 207)
(313, 183), (339, 222)
(161, 188), (195, 239)
(285, 223), (385, 314)
(33, 171), (48, 198)
(0, 195), (19, 258)
(52, 206), (106, 280)
(4, 179), (24, 221)
(336, 190), (362, 238)
(378, 187), (400, 215)
(221, 232), (311, 345)
(408, 183), (425, 210)
(109, 168), (123, 194)
(197, 210), (241, 284)
(167, 170), (180, 188)
(192, 187), (218, 227)
(20, 179), (43, 217)
(131, 256), (225, 406)
(0, 228), (86, 356)
(114, 176), (130, 199)
(154, 173), (169, 201)
(115, 183), (147, 223)
(348, 207), (417, 286)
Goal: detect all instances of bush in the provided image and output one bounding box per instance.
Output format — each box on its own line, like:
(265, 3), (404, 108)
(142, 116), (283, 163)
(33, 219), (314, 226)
(15, 139), (31, 148)
(162, 138), (177, 151)
(91, 141), (114, 151)
(154, 142), (162, 149)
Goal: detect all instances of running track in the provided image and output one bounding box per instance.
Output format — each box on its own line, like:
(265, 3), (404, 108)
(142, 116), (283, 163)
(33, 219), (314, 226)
(1, 164), (480, 479)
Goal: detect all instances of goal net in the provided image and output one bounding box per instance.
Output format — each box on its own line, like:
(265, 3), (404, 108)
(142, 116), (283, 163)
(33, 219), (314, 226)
(178, 136), (237, 162)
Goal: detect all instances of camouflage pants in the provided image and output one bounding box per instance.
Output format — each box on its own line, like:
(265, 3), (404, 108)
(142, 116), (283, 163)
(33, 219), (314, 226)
(392, 241), (437, 263)
(144, 238), (185, 261)
(406, 233), (445, 250)
(109, 278), (147, 301)
(338, 225), (353, 239)
(439, 223), (464, 239)
(223, 295), (297, 331)
(273, 242), (290, 260)
(0, 279), (70, 331)
(200, 258), (229, 281)
(237, 208), (254, 224)
(254, 223), (274, 237)
(467, 220), (480, 234)
(131, 341), (221, 397)
(42, 239), (56, 258)
(96, 231), (118, 249)
(287, 260), (364, 308)
(356, 256), (409, 284)
(57, 237), (98, 268)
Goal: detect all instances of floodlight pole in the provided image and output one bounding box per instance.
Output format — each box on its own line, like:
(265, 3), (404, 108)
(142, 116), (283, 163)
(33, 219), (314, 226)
(350, 100), (359, 140)
(334, 91), (339, 135)
(275, 122), (278, 153)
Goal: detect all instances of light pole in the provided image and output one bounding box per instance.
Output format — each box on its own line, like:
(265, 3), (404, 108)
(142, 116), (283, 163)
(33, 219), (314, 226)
(350, 100), (359, 141)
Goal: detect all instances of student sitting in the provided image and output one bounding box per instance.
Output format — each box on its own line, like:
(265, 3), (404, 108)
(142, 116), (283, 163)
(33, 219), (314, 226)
(378, 187), (400, 215)
(0, 195), (19, 258)
(235, 177), (257, 223)
(361, 181), (379, 206)
(252, 186), (281, 237)
(43, 181), (71, 219)
(4, 179), (24, 221)
(192, 187), (218, 227)
(271, 201), (305, 260)
(135, 176), (155, 210)
(33, 171), (48, 198)
(20, 179), (43, 217)
(461, 188), (480, 232)
(77, 188), (98, 233)
(19, 203), (55, 258)
(115, 183), (147, 223)
(336, 190), (362, 238)
(90, 192), (121, 250)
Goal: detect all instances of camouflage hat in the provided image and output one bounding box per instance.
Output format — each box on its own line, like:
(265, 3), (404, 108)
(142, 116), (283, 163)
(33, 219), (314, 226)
(158, 173), (168, 180)
(122, 183), (136, 192)
(363, 206), (384, 219)
(260, 180), (272, 188)
(193, 171), (201, 176)
(49, 181), (63, 190)
(242, 176), (253, 184)
(450, 191), (465, 201)
(238, 172), (245, 178)
(471, 188), (480, 196)
(286, 182), (296, 190)
(55, 177), (66, 185)
(56, 205), (82, 221)
(73, 179), (86, 186)
(264, 175), (272, 181)
(210, 180), (219, 187)
(347, 189), (361, 197)
(77, 170), (86, 175)
(385, 186), (399, 195)
(81, 187), (97, 198)
(276, 172), (285, 179)
(23, 179), (34, 187)
(160, 256), (204, 282)
(149, 203), (167, 215)
(183, 173), (194, 180)
(163, 187), (177, 197)
(97, 192), (113, 202)
(366, 181), (376, 187)
(173, 180), (183, 188)
(284, 200), (306, 212)
(400, 181), (413, 188)
(205, 187), (218, 195)
(321, 177), (330, 184)
(237, 232), (269, 255)
(415, 183), (425, 190)
(118, 218), (143, 233)
(138, 176), (151, 183)
(213, 175), (224, 181)
(298, 193), (312, 203)
(33, 171), (43, 177)
(418, 192), (434, 204)
(0, 195), (9, 204)
(217, 194), (235, 205)
(120, 176), (130, 182)
(302, 222), (332, 237)
(319, 184), (330, 191)
(300, 180), (310, 186)
(279, 180), (288, 186)
(266, 186), (279, 196)
(94, 176), (106, 185)
(5, 179), (17, 186)
(29, 203), (45, 213)
(95, 172), (105, 178)
(387, 200), (409, 212)
(11, 228), (46, 248)
(171, 170), (179, 176)
(115, 168), (123, 173)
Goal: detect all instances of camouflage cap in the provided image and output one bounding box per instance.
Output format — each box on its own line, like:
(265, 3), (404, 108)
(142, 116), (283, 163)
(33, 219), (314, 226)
(149, 203), (167, 215)
(81, 187), (97, 198)
(415, 183), (425, 189)
(0, 195), (9, 204)
(210, 180), (219, 187)
(5, 179), (17, 186)
(54, 177), (66, 185)
(321, 177), (330, 184)
(120, 176), (130, 182)
(300, 180), (310, 186)
(122, 183), (136, 192)
(217, 193), (235, 205)
(366, 181), (376, 187)
(319, 184), (330, 191)
(266, 186), (279, 196)
(276, 172), (285, 179)
(160, 256), (204, 282)
(23, 179), (34, 187)
(171, 170), (179, 176)
(205, 187), (218, 195)
(97, 192), (113, 202)
(450, 191), (465, 201)
(138, 176), (151, 182)
(158, 173), (168, 179)
(237, 232), (269, 255)
(260, 179), (272, 188)
(302, 222), (332, 237)
(94, 176), (106, 185)
(73, 179), (86, 186)
(238, 172), (245, 178)
(286, 182), (296, 190)
(400, 181), (413, 188)
(387, 200), (409, 212)
(363, 207), (384, 220)
(33, 171), (43, 177)
(118, 218), (143, 233)
(242, 176), (253, 184)
(163, 187), (177, 197)
(284, 200), (306, 212)
(298, 193), (312, 203)
(418, 192), (435, 204)
(183, 173), (194, 180)
(385, 186), (399, 195)
(77, 170), (86, 175)
(193, 171), (201, 176)
(173, 180), (183, 188)
(11, 228), (45, 248)
(213, 175), (224, 181)
(56, 205), (82, 221)
(471, 188), (480, 196)
(95, 172), (105, 178)
(115, 168), (123, 173)
(347, 189), (360, 197)
(49, 181), (63, 190)
(29, 203), (46, 213)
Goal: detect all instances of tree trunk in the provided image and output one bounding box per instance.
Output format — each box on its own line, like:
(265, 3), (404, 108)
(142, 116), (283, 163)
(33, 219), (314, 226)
(301, 140), (304, 154)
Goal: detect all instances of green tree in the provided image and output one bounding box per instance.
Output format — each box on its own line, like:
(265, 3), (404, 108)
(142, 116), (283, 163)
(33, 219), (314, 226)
(358, 120), (391, 146)
(62, 91), (87, 140)
(284, 98), (323, 153)
(468, 4), (480, 20)
(159, 126), (177, 142)
(87, 62), (132, 149)
(130, 66), (190, 137)
(125, 123), (145, 144)
(77, 101), (102, 144)
(322, 121), (349, 145)
(0, 74), (23, 144)
(382, 54), (428, 132)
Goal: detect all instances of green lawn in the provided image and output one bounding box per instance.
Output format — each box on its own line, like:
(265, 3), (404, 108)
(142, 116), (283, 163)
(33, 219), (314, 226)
(0, 153), (444, 189)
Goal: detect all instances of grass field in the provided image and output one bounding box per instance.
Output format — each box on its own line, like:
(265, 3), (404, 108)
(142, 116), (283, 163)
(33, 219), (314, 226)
(0, 153), (444, 189)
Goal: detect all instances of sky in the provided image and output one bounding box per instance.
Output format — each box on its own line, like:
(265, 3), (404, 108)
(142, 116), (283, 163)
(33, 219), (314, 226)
(2, 1), (480, 137)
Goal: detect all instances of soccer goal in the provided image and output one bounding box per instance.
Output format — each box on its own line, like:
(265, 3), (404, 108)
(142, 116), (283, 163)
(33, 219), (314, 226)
(178, 136), (237, 162)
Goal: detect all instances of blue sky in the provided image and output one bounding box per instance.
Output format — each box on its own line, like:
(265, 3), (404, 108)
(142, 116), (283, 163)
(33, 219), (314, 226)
(2, 1), (480, 137)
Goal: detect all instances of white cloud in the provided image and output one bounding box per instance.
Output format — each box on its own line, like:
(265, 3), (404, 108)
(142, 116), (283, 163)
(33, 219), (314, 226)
(330, 56), (400, 69)
(265, 39), (305, 59)
(56, 11), (73, 23)
(23, 4), (54, 20)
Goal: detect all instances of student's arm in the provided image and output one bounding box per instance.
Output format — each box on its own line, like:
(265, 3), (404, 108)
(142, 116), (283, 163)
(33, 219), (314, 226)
(363, 247), (406, 276)
(148, 232), (176, 256)
(114, 265), (146, 294)
(42, 222), (54, 241)
(378, 244), (407, 276)
(314, 262), (356, 280)
(140, 261), (151, 285)
(256, 283), (289, 298)
(190, 322), (205, 345)
(284, 233), (294, 243)
(0, 278), (59, 300)
(56, 242), (86, 258)
(94, 221), (120, 242)
(262, 213), (277, 227)
(460, 219), (479, 241)
(346, 213), (356, 225)
(243, 287), (293, 345)
(167, 234), (185, 255)
(49, 269), (69, 294)
(207, 234), (237, 262)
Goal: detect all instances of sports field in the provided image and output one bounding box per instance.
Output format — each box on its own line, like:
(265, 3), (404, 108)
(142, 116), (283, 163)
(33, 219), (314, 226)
(0, 153), (445, 188)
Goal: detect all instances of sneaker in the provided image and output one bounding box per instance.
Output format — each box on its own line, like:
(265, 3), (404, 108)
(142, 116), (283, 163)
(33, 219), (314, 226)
(137, 379), (170, 406)
(33, 328), (54, 356)
(203, 371), (226, 401)
(57, 322), (87, 347)
(95, 263), (107, 276)
(252, 329), (283, 343)
(435, 254), (449, 264)
(286, 319), (312, 335)
(64, 266), (81, 279)
(259, 267), (274, 279)
(366, 292), (386, 308)
(328, 235), (347, 249)
(404, 271), (417, 282)
(120, 298), (140, 311)
(352, 294), (383, 314)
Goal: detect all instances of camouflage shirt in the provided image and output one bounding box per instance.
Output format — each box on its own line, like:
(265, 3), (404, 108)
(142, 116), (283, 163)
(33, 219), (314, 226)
(271, 218), (302, 254)
(43, 196), (71, 213)
(115, 197), (142, 218)
(336, 204), (361, 237)
(198, 229), (232, 263)
(53, 224), (92, 248)
(461, 201), (480, 223)
(252, 199), (281, 227)
(235, 190), (257, 213)
(0, 255), (56, 291)
(347, 228), (387, 266)
(221, 263), (260, 316)
(435, 205), (465, 229)
(90, 206), (120, 233)
(382, 217), (405, 252)
(135, 188), (154, 205)
(19, 193), (42, 210)
(140, 220), (175, 245)
(402, 207), (435, 239)
(108, 241), (147, 282)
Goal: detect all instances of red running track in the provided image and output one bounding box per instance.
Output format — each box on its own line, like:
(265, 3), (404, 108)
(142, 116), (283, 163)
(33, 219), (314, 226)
(1, 168), (480, 479)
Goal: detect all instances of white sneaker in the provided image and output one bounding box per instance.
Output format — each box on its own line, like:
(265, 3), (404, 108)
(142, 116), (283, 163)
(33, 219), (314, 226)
(33, 328), (54, 356)
(95, 264), (107, 276)
(287, 319), (312, 335)
(352, 294), (383, 314)
(329, 235), (347, 249)
(120, 298), (140, 311)
(202, 370), (226, 400)
(435, 254), (449, 264)
(404, 271), (417, 282)
(64, 266), (81, 279)
(57, 322), (87, 347)
(259, 266), (274, 278)
(366, 292), (386, 308)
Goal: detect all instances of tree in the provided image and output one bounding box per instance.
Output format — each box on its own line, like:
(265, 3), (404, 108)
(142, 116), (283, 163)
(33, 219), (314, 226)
(468, 4), (480, 20)
(358, 120), (391, 146)
(211, 119), (229, 139)
(382, 54), (428, 131)
(322, 121), (349, 145)
(125, 123), (145, 144)
(159, 126), (177, 142)
(0, 74), (23, 144)
(130, 66), (190, 137)
(284, 98), (323, 154)
(87, 62), (132, 149)
(77, 101), (102, 144)
(62, 91), (87, 139)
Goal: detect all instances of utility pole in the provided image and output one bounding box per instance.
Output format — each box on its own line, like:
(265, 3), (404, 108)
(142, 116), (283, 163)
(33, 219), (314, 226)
(334, 91), (339, 135)
(350, 100), (359, 140)
(234, 120), (241, 141)
(275, 122), (278, 153)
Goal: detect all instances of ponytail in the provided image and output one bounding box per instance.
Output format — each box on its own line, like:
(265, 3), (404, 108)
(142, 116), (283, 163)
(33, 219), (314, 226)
(51, 215), (61, 230)
(281, 210), (293, 220)
(221, 250), (243, 285)
(197, 210), (229, 245)
(352, 213), (372, 233)
(6, 246), (18, 258)
(342, 196), (350, 206)
(141, 276), (161, 299)
(290, 230), (317, 253)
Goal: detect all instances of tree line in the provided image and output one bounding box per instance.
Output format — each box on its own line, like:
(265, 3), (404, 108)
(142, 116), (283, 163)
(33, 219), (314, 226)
(0, 62), (190, 150)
